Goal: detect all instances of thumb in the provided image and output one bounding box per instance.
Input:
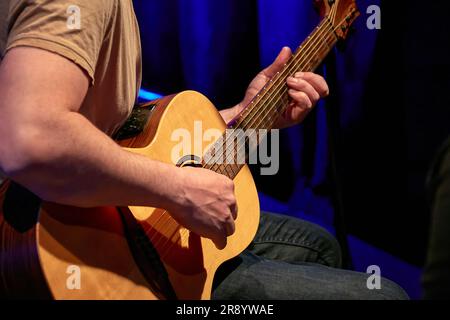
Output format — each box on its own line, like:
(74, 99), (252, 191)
(213, 235), (227, 250)
(262, 47), (292, 78)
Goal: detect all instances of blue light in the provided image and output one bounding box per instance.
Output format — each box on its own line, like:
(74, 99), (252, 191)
(138, 89), (163, 101)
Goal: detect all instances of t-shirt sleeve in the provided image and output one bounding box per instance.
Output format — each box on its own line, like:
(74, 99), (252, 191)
(5, 0), (114, 84)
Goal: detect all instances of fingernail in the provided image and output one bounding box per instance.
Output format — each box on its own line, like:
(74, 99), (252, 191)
(295, 72), (304, 78)
(287, 77), (297, 83)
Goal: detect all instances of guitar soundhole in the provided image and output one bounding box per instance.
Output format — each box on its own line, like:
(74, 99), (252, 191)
(176, 155), (202, 168)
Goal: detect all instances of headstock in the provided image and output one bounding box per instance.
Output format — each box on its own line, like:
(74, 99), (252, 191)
(313, 0), (360, 40)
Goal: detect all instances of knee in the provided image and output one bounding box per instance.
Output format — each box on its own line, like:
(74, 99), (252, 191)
(259, 211), (342, 267)
(313, 224), (342, 268)
(290, 216), (343, 268)
(330, 270), (409, 300)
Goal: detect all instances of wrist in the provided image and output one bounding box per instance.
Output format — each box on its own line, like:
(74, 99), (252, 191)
(159, 165), (188, 211)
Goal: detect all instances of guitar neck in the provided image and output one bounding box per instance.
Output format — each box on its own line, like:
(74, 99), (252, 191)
(230, 17), (339, 132)
(203, 14), (355, 180)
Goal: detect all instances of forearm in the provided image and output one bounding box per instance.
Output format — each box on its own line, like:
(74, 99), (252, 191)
(1, 111), (184, 209)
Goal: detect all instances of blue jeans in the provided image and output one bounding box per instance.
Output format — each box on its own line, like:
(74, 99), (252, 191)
(212, 212), (409, 300)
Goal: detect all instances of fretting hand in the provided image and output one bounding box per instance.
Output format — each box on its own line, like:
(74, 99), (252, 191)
(237, 47), (330, 129)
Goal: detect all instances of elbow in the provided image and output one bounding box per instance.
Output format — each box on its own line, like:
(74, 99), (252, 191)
(0, 124), (55, 181)
(0, 123), (85, 206)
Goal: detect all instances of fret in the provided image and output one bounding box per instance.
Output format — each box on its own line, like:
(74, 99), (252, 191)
(224, 161), (234, 178)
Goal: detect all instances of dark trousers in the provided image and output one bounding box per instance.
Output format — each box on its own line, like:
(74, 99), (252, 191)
(212, 212), (409, 300)
(423, 137), (450, 299)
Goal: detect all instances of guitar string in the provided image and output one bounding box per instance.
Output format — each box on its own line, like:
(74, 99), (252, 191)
(154, 12), (352, 259)
(145, 11), (353, 258)
(245, 5), (353, 135)
(149, 15), (344, 257)
(144, 20), (334, 254)
(209, 7), (353, 177)
(152, 24), (339, 258)
(156, 20), (350, 260)
(206, 19), (335, 175)
(202, 10), (342, 178)
(172, 8), (353, 242)
(206, 5), (348, 180)
(227, 0), (339, 131)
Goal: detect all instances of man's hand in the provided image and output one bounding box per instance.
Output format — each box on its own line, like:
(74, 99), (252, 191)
(168, 167), (238, 250)
(223, 47), (329, 128)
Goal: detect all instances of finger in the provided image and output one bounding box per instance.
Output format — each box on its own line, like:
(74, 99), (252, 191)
(262, 47), (292, 78)
(225, 216), (236, 237)
(213, 234), (227, 250)
(283, 101), (312, 124)
(296, 72), (329, 97)
(287, 77), (321, 105)
(230, 201), (238, 220)
(288, 90), (313, 110)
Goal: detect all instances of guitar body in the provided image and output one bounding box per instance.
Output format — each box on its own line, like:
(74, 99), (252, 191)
(0, 189), (162, 300)
(118, 91), (260, 299)
(0, 91), (260, 300)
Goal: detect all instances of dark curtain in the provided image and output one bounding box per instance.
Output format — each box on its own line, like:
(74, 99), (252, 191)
(132, 0), (435, 267)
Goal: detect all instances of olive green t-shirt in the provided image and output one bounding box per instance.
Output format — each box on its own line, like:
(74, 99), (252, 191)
(0, 0), (142, 136)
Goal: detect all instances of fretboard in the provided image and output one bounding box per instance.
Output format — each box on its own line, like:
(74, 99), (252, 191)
(233, 17), (338, 132)
(203, 17), (340, 179)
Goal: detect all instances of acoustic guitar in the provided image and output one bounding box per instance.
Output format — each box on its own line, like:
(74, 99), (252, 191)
(0, 0), (359, 299)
